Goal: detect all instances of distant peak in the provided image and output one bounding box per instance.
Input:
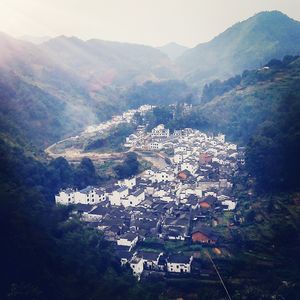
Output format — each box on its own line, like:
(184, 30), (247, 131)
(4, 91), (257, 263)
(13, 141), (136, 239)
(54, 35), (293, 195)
(251, 10), (292, 20)
(159, 42), (188, 49)
(44, 35), (84, 45)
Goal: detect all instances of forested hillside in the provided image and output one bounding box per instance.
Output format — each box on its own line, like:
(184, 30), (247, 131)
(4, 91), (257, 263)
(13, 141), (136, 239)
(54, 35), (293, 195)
(41, 36), (177, 87)
(0, 32), (196, 152)
(137, 55), (300, 147)
(177, 11), (300, 87)
(195, 56), (300, 144)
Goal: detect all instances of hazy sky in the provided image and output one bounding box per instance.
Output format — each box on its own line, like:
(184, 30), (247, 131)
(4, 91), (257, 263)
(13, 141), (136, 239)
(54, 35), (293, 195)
(0, 0), (300, 47)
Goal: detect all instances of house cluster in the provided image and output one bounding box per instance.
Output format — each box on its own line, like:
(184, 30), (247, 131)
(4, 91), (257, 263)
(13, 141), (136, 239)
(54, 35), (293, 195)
(119, 251), (194, 280)
(55, 126), (244, 279)
(84, 104), (154, 134)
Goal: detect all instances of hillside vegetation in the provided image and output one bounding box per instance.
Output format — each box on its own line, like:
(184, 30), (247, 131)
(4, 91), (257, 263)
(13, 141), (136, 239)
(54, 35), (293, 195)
(177, 11), (300, 87)
(0, 33), (187, 150)
(197, 55), (300, 144)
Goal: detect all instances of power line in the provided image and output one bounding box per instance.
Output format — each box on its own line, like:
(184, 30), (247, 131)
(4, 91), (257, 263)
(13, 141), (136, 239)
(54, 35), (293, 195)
(206, 251), (233, 300)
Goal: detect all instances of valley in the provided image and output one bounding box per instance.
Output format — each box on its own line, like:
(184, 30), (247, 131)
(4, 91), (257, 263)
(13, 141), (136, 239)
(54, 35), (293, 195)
(1, 7), (300, 300)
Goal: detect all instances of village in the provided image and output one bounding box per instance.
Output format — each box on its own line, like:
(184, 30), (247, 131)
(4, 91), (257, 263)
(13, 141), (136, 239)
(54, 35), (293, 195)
(55, 121), (245, 280)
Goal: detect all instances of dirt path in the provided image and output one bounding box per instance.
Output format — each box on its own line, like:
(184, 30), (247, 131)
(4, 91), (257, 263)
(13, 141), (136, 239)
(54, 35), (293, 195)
(135, 151), (168, 169)
(45, 136), (135, 164)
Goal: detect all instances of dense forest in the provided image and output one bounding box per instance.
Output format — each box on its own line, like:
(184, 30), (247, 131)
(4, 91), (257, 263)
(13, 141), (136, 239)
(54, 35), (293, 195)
(246, 92), (300, 192)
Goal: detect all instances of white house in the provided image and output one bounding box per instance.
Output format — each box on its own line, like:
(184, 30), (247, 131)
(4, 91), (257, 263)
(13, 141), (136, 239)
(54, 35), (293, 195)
(167, 255), (193, 273)
(216, 133), (225, 143)
(151, 124), (170, 139)
(174, 145), (188, 154)
(122, 189), (145, 207)
(180, 161), (198, 175)
(118, 177), (136, 189)
(94, 188), (108, 202)
(75, 186), (108, 204)
(227, 143), (237, 151)
(55, 186), (107, 205)
(222, 200), (237, 211)
(153, 171), (175, 183)
(109, 186), (129, 206)
(117, 232), (138, 250)
(149, 141), (163, 150)
(55, 188), (75, 205)
(130, 257), (144, 279)
(139, 252), (163, 270)
(173, 152), (187, 164)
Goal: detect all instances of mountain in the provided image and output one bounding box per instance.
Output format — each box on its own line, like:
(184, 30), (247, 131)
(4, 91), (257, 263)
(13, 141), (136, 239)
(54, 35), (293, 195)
(41, 36), (177, 88)
(158, 42), (188, 60)
(177, 11), (300, 87)
(0, 32), (125, 149)
(0, 33), (185, 149)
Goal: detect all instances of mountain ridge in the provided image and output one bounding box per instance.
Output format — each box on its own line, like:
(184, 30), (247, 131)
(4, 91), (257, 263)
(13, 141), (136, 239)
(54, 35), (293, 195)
(177, 10), (300, 87)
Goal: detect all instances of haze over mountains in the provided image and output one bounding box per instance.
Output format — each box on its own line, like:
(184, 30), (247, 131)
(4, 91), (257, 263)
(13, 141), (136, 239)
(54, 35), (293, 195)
(1, 10), (300, 150)
(19, 35), (51, 45)
(157, 42), (188, 60)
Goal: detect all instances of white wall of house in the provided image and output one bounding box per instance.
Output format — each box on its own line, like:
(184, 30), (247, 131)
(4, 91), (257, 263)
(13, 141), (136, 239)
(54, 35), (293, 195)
(145, 186), (155, 195)
(109, 186), (129, 206)
(117, 236), (138, 248)
(216, 134), (225, 143)
(130, 258), (144, 278)
(123, 191), (145, 207)
(167, 261), (192, 273)
(173, 153), (184, 164)
(109, 191), (121, 206)
(96, 192), (107, 202)
(154, 171), (175, 183)
(181, 162), (197, 175)
(55, 191), (75, 205)
(119, 187), (129, 198)
(55, 187), (109, 205)
(151, 124), (170, 139)
(149, 141), (163, 150)
(222, 200), (237, 211)
(153, 189), (168, 198)
(118, 177), (136, 189)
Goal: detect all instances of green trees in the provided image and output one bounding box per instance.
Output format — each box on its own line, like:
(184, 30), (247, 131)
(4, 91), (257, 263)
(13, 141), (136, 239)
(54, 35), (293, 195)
(113, 152), (139, 179)
(246, 93), (300, 192)
(84, 123), (135, 153)
(202, 75), (241, 103)
(124, 80), (196, 108)
(74, 158), (97, 189)
(0, 184), (149, 300)
(0, 140), (101, 201)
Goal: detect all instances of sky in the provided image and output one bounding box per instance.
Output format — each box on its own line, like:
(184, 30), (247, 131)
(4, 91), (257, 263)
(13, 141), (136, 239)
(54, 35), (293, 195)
(0, 0), (300, 47)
